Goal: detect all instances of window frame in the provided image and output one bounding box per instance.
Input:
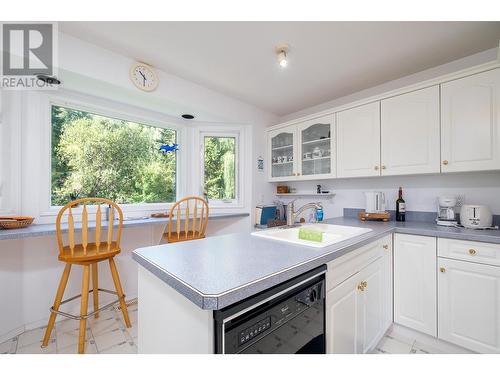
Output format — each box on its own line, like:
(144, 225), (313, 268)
(200, 131), (240, 207)
(37, 91), (186, 221)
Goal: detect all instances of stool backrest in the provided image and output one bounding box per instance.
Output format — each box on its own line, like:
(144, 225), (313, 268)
(167, 196), (209, 242)
(56, 198), (124, 256)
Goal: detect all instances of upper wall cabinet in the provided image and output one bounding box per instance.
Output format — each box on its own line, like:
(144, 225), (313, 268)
(380, 86), (440, 176)
(269, 127), (297, 181)
(441, 68), (500, 173)
(337, 102), (381, 178)
(268, 115), (335, 182)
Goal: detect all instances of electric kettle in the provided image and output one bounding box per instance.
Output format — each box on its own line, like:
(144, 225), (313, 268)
(364, 191), (386, 213)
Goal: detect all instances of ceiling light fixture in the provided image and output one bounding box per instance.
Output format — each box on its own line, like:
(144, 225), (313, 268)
(276, 44), (289, 68)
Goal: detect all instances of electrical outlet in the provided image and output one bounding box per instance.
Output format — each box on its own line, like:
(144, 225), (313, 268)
(456, 194), (465, 207)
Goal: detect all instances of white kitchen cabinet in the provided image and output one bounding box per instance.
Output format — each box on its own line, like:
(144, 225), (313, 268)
(268, 115), (335, 181)
(380, 86), (440, 176)
(393, 234), (437, 336)
(438, 257), (500, 353)
(326, 269), (363, 353)
(336, 102), (381, 178)
(268, 127), (297, 181)
(326, 236), (392, 354)
(441, 68), (500, 173)
(297, 115), (336, 179)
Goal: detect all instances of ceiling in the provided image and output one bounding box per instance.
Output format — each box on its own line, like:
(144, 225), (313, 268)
(59, 22), (500, 116)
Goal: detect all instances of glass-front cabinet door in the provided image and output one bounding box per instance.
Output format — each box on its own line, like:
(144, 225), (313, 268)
(269, 128), (297, 180)
(297, 115), (335, 179)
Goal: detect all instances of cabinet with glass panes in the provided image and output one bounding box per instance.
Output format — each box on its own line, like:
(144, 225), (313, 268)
(267, 115), (335, 181)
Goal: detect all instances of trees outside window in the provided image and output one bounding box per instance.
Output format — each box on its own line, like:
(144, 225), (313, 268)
(51, 105), (177, 206)
(203, 136), (236, 201)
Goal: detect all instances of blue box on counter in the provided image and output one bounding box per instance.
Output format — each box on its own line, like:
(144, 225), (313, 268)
(255, 205), (277, 225)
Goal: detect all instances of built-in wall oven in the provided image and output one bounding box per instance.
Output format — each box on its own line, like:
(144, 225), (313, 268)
(214, 265), (326, 354)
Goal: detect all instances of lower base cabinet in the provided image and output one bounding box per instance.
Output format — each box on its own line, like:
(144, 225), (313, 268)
(326, 236), (392, 353)
(393, 234), (437, 337)
(438, 257), (500, 353)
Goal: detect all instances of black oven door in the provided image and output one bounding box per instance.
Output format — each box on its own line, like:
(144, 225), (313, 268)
(237, 301), (324, 354)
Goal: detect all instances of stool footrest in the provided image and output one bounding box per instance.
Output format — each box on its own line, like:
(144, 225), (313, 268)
(49, 288), (124, 321)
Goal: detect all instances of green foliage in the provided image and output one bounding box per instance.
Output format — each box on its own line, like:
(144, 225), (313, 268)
(51, 106), (176, 206)
(204, 137), (235, 200)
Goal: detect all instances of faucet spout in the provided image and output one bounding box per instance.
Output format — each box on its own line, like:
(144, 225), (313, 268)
(286, 201), (323, 226)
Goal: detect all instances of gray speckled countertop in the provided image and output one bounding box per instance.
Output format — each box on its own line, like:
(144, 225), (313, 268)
(132, 216), (500, 310)
(0, 212), (249, 241)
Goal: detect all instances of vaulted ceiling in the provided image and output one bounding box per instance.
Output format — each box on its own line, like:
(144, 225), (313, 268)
(60, 21), (500, 116)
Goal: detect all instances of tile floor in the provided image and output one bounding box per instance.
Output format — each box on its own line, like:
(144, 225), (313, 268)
(371, 324), (475, 354)
(1, 308), (473, 355)
(0, 304), (138, 354)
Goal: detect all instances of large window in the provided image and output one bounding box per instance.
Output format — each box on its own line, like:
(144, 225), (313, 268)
(203, 135), (237, 203)
(51, 105), (177, 206)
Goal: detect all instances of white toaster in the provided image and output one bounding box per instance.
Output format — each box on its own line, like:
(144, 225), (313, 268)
(460, 205), (493, 229)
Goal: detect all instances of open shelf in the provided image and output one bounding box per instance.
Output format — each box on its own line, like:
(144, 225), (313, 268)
(302, 156), (331, 162)
(271, 144), (293, 151)
(275, 192), (335, 197)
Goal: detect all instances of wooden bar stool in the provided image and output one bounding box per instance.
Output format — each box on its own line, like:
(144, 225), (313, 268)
(41, 198), (131, 354)
(163, 196), (209, 243)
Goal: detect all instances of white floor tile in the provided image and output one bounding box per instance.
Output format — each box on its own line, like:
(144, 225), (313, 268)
(93, 327), (129, 352)
(376, 336), (414, 354)
(89, 316), (121, 336)
(57, 341), (98, 354)
(100, 341), (137, 354)
(56, 328), (92, 350)
(0, 339), (16, 354)
(17, 327), (51, 349)
(16, 340), (56, 354)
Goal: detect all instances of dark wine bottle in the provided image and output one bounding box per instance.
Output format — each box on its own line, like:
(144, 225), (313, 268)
(396, 187), (406, 222)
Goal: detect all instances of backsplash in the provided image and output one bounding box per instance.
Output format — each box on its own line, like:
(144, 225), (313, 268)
(270, 171), (500, 220)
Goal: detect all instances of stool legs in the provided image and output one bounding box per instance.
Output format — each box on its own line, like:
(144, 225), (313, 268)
(42, 263), (72, 347)
(78, 265), (90, 354)
(92, 263), (99, 319)
(109, 258), (131, 328)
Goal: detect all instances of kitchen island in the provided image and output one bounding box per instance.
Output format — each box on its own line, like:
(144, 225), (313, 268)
(132, 217), (500, 353)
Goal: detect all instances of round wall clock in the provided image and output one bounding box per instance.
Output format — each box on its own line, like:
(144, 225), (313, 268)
(130, 62), (159, 92)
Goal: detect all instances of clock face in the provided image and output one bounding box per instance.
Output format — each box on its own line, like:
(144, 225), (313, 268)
(130, 63), (158, 91)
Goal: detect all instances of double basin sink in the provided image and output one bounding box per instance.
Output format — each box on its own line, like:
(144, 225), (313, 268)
(251, 223), (372, 248)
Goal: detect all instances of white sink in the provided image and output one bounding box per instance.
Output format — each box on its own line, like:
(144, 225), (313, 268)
(251, 223), (372, 248)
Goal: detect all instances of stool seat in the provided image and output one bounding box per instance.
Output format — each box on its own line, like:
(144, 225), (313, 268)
(59, 242), (121, 263)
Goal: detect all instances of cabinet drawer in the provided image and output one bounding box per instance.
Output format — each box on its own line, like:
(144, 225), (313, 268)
(326, 235), (392, 291)
(438, 238), (500, 267)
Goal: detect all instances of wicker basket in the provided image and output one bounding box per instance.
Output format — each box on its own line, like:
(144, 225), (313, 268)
(0, 216), (34, 229)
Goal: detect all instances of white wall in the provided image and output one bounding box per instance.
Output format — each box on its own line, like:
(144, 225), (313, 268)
(268, 48), (500, 219)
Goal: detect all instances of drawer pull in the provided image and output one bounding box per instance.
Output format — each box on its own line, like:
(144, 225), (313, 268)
(382, 244), (389, 250)
(357, 281), (368, 291)
(443, 160), (449, 165)
(374, 166), (379, 171)
(440, 267), (446, 273)
(469, 249), (477, 256)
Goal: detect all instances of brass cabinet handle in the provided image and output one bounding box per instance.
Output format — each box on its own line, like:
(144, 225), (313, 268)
(443, 160), (449, 165)
(357, 281), (368, 291)
(469, 249), (477, 256)
(440, 267), (446, 273)
(383, 244), (389, 250)
(292, 173), (296, 176)
(381, 165), (387, 170)
(374, 166), (379, 171)
(297, 172), (301, 176)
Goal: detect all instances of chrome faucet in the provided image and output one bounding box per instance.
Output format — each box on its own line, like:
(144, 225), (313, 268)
(286, 201), (323, 226)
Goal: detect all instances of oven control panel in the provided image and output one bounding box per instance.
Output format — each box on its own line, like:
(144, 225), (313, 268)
(239, 317), (271, 346)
